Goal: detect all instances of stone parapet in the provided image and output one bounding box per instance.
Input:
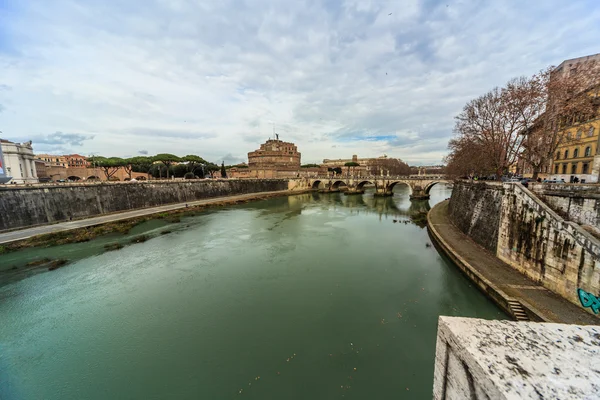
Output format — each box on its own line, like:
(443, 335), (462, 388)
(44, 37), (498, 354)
(433, 316), (600, 399)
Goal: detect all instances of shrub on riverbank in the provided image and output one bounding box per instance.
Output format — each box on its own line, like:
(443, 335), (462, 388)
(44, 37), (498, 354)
(104, 243), (124, 251)
(48, 259), (68, 271)
(130, 235), (149, 244)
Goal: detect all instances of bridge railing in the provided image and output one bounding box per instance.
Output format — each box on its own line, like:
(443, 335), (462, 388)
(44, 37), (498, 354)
(309, 175), (446, 180)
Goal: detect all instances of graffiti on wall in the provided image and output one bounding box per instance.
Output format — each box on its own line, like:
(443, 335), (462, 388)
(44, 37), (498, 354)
(577, 288), (600, 314)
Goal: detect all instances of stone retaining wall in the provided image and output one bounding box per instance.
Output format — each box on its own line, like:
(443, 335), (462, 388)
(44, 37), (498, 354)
(0, 179), (289, 231)
(529, 183), (600, 228)
(497, 183), (600, 308)
(449, 181), (600, 313)
(448, 182), (503, 252)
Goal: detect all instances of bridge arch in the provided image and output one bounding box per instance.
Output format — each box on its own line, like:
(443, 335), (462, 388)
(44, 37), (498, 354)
(356, 180), (373, 190)
(331, 180), (346, 189)
(388, 181), (413, 194)
(311, 180), (323, 189)
(67, 175), (81, 181)
(424, 181), (446, 194)
(86, 176), (100, 181)
(425, 181), (438, 194)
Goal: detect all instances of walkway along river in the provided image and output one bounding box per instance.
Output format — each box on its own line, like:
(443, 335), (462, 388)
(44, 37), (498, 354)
(0, 185), (505, 399)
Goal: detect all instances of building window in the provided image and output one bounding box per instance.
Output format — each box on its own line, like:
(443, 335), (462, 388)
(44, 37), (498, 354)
(556, 151), (560, 160)
(574, 148), (579, 158)
(583, 163), (589, 174)
(571, 163), (578, 174)
(577, 129), (582, 139)
(19, 164), (23, 177)
(585, 146), (592, 157)
(562, 164), (567, 174)
(564, 149), (569, 159)
(554, 165), (559, 174)
(567, 131), (572, 139)
(589, 127), (595, 137)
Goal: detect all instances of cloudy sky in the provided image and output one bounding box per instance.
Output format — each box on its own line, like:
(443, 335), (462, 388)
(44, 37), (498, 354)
(0, 0), (598, 165)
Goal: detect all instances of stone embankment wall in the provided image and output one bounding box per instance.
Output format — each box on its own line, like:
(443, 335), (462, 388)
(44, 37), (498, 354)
(450, 181), (600, 312)
(529, 183), (600, 229)
(497, 183), (600, 308)
(0, 179), (289, 231)
(448, 182), (503, 252)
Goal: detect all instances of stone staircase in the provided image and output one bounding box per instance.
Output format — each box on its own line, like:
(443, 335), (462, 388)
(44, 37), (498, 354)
(507, 299), (530, 321)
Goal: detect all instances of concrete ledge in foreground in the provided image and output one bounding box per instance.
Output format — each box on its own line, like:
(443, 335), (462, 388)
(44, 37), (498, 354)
(433, 316), (600, 399)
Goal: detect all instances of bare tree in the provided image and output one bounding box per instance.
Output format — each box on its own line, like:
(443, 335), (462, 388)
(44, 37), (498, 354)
(368, 158), (411, 176)
(519, 62), (600, 179)
(444, 137), (493, 178)
(454, 85), (530, 178)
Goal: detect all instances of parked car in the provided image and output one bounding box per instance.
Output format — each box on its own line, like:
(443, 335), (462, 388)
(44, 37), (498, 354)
(507, 177), (521, 183)
(520, 178), (535, 188)
(542, 179), (566, 184)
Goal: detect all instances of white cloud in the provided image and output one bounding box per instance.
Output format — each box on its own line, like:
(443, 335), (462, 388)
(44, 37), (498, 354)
(0, 0), (599, 165)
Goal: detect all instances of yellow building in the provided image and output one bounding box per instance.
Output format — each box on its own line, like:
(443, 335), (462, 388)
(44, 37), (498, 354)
(551, 118), (600, 182)
(550, 54), (600, 183)
(35, 153), (68, 167)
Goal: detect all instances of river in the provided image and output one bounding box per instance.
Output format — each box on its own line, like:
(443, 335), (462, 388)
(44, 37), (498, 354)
(0, 185), (504, 399)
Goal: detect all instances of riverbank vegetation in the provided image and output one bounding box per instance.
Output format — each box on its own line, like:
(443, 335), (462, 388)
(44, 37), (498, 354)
(89, 153), (223, 180)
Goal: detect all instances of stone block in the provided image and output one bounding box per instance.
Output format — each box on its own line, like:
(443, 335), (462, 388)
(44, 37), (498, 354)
(433, 316), (600, 399)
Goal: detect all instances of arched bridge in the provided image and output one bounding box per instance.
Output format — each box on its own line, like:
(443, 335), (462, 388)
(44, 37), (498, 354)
(307, 175), (449, 200)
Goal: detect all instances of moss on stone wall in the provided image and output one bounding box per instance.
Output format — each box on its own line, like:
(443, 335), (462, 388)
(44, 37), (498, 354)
(448, 182), (504, 253)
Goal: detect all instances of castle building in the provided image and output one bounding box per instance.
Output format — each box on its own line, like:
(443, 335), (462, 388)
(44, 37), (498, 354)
(246, 138), (302, 178)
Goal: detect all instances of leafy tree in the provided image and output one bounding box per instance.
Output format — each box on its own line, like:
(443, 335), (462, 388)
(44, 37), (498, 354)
(184, 172), (195, 179)
(94, 156), (126, 180)
(205, 163), (220, 178)
(182, 155), (207, 177)
(220, 162), (227, 178)
(173, 164), (189, 178)
(148, 164), (169, 179)
(333, 167), (342, 175)
(125, 156), (152, 178)
(153, 153), (181, 179)
(301, 163), (321, 168)
(344, 161), (360, 176)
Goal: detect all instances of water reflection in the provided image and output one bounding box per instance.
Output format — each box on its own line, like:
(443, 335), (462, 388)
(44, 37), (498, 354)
(285, 190), (433, 223)
(0, 186), (449, 287)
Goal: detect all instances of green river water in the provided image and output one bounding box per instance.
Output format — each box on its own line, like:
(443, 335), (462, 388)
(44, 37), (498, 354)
(0, 185), (504, 399)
